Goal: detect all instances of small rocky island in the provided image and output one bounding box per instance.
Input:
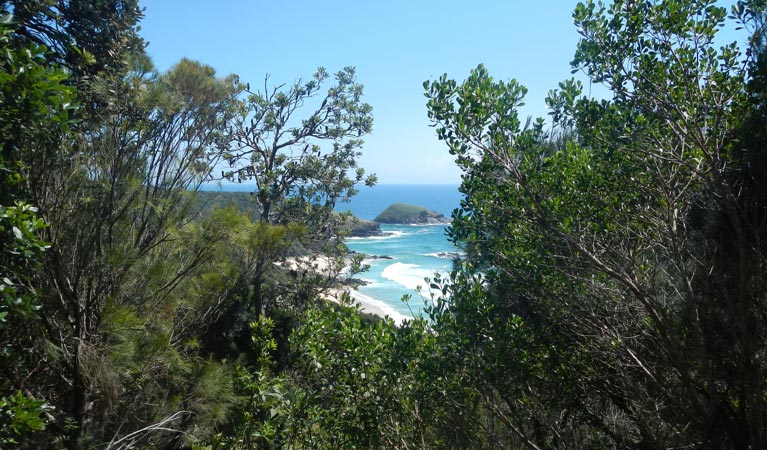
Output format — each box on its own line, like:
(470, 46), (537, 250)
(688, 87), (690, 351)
(339, 204), (450, 238)
(374, 203), (451, 225)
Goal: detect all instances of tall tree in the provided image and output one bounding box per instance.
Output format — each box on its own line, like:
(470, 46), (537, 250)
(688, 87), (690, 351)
(425, 0), (767, 448)
(226, 67), (374, 227)
(224, 66), (375, 317)
(0, 0), (144, 107)
(14, 56), (243, 449)
(0, 16), (76, 448)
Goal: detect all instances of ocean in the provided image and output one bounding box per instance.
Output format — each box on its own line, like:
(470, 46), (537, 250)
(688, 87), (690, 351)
(201, 182), (464, 321)
(337, 184), (462, 321)
(337, 184), (462, 220)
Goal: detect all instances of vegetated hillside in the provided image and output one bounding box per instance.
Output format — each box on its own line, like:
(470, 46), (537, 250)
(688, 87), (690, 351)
(191, 191), (382, 236)
(374, 203), (450, 224)
(191, 190), (260, 219)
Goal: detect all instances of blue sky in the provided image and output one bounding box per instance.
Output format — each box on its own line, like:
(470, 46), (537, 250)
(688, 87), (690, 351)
(138, 1), (590, 184)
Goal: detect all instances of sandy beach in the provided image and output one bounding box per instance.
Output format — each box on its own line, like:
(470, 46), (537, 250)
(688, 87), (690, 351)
(281, 254), (410, 324)
(321, 287), (388, 318)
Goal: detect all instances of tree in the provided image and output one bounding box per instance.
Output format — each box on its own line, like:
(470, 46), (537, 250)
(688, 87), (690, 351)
(0, 0), (145, 107)
(425, 0), (767, 448)
(0, 16), (76, 447)
(1, 5), (252, 444)
(223, 66), (376, 317)
(226, 67), (375, 226)
(9, 53), (244, 448)
(218, 299), (437, 450)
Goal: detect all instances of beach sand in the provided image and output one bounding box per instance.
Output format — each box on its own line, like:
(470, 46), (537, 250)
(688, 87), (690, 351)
(280, 254), (405, 322)
(322, 287), (390, 318)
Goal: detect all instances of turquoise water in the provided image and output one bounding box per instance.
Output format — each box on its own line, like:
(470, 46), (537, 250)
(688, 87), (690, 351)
(201, 182), (464, 320)
(338, 185), (463, 321)
(345, 224), (457, 321)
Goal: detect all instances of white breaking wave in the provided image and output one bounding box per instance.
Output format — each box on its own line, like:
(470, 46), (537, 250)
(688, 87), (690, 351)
(345, 230), (408, 242)
(381, 262), (443, 300)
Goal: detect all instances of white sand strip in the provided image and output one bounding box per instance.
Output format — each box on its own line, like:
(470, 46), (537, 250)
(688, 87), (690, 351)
(282, 254), (412, 325)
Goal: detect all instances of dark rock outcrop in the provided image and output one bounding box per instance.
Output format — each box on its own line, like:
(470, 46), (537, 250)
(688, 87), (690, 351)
(343, 218), (383, 237)
(365, 254), (394, 260)
(432, 251), (462, 259)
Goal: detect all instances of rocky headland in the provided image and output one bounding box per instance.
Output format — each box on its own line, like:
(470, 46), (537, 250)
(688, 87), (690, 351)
(374, 203), (451, 225)
(342, 217), (383, 237)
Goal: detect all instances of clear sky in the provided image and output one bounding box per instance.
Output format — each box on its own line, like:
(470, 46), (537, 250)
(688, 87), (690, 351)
(138, 1), (589, 184)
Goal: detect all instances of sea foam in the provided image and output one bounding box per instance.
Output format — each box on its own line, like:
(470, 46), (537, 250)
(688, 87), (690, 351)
(345, 230), (408, 241)
(381, 262), (442, 300)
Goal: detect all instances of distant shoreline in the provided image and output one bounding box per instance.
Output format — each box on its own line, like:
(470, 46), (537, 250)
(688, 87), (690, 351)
(199, 182), (461, 190)
(197, 183), (463, 220)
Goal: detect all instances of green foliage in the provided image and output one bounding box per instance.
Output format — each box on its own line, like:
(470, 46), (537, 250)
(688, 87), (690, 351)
(0, 0), (145, 109)
(226, 66), (376, 231)
(0, 391), (51, 447)
(0, 202), (47, 321)
(373, 203), (448, 224)
(0, 16), (73, 448)
(192, 191), (261, 220)
(0, 28), (244, 445)
(0, 14), (77, 203)
(424, 1), (767, 448)
(221, 300), (437, 450)
(0, 201), (54, 448)
(4, 1), (764, 448)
